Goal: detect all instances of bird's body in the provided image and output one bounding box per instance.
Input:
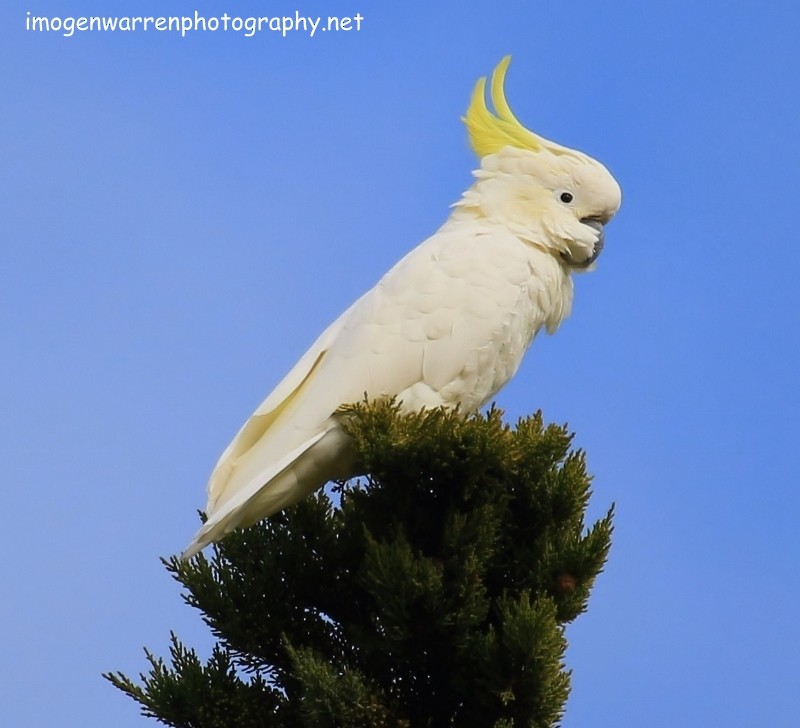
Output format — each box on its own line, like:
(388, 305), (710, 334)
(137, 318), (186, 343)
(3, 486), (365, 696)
(182, 58), (621, 558)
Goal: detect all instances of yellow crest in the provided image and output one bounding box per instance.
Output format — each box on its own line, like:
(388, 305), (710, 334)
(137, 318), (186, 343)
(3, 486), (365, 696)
(464, 56), (570, 159)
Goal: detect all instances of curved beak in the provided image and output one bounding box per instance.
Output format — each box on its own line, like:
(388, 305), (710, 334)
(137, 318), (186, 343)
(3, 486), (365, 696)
(581, 217), (604, 264)
(562, 217), (605, 269)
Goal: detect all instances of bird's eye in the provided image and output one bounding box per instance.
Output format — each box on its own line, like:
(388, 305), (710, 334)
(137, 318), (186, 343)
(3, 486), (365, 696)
(559, 192), (574, 204)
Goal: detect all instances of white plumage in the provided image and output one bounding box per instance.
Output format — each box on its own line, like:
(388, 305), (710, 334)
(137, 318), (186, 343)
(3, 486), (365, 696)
(182, 58), (621, 559)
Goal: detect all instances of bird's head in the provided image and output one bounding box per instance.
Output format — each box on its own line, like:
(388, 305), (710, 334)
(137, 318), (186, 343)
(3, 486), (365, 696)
(460, 57), (621, 270)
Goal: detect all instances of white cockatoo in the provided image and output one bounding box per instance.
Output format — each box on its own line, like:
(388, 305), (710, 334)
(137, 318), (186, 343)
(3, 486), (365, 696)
(182, 57), (621, 559)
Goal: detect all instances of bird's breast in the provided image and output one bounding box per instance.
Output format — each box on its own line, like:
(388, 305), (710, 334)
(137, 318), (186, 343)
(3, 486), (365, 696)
(384, 227), (573, 412)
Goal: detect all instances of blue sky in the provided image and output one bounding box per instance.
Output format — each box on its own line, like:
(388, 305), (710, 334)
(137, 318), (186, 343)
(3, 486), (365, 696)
(3, 0), (799, 725)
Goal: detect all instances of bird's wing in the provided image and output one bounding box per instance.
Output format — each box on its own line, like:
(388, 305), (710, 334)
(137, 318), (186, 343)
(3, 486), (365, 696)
(318, 226), (550, 410)
(204, 307), (354, 513)
(200, 225), (539, 533)
(275, 225), (545, 418)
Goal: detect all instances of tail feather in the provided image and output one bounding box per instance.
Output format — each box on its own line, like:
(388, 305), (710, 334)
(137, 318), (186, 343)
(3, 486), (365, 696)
(181, 425), (356, 559)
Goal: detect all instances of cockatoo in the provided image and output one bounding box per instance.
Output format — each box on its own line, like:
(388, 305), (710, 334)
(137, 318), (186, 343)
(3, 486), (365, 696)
(182, 57), (621, 559)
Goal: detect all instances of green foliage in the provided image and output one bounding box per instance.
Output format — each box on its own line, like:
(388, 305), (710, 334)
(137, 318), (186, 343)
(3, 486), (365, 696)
(106, 401), (613, 727)
(105, 635), (281, 727)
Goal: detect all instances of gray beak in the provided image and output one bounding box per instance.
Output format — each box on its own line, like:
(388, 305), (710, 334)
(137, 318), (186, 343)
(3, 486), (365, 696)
(576, 217), (605, 268)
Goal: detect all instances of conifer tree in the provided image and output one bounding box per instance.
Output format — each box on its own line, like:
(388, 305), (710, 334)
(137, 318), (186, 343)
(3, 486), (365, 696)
(106, 400), (613, 727)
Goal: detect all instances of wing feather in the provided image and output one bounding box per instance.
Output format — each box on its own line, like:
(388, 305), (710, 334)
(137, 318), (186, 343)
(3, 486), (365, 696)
(206, 310), (351, 511)
(190, 223), (558, 557)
